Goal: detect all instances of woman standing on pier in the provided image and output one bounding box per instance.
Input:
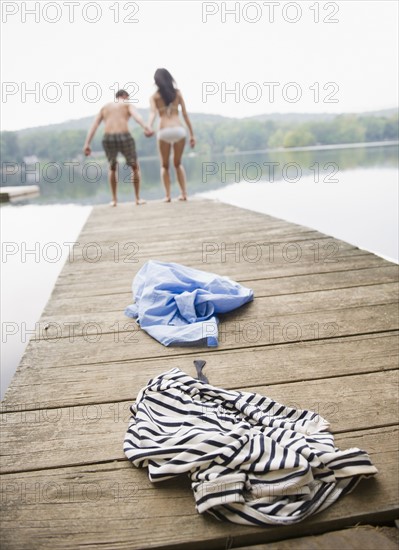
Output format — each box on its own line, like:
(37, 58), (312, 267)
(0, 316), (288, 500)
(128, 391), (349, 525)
(148, 68), (196, 202)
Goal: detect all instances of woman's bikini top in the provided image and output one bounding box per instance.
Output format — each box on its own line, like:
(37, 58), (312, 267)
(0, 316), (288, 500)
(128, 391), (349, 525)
(157, 95), (180, 117)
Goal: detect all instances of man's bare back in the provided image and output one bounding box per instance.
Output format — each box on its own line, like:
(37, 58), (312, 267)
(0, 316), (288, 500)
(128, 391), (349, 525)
(84, 96), (152, 155)
(83, 90), (153, 206)
(101, 101), (131, 134)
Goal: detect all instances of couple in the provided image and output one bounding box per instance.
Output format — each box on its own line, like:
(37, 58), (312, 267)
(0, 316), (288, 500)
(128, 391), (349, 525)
(83, 68), (195, 205)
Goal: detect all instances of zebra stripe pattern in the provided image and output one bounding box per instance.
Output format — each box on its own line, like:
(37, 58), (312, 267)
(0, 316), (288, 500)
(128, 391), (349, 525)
(124, 368), (377, 526)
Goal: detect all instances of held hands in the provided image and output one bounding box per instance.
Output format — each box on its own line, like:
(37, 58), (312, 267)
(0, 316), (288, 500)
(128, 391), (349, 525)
(144, 126), (154, 137)
(190, 136), (196, 148)
(83, 145), (91, 156)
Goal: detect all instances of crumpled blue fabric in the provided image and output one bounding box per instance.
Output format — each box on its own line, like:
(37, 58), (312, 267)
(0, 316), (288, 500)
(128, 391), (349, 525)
(124, 260), (254, 347)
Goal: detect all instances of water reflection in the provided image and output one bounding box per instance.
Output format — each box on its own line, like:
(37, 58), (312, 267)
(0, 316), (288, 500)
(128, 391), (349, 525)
(3, 143), (398, 205)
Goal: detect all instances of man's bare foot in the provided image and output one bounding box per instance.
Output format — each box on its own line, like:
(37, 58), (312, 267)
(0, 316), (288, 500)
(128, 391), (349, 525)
(136, 199), (146, 205)
(178, 195), (187, 201)
(109, 200), (117, 207)
(164, 197), (171, 203)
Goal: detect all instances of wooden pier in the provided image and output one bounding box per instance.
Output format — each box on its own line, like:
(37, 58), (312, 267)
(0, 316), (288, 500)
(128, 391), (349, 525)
(1, 200), (398, 549)
(0, 185), (39, 203)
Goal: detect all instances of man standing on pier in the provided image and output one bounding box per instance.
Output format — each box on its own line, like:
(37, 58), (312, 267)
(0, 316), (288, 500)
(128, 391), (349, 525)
(83, 90), (153, 206)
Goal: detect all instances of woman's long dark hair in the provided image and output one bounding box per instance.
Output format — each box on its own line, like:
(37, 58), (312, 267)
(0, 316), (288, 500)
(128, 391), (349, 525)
(154, 68), (177, 106)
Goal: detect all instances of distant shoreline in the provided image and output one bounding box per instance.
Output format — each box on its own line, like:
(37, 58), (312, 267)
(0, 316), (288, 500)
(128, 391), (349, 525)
(4, 107), (398, 135)
(1, 140), (397, 176)
(138, 140), (399, 161)
(217, 140), (399, 157)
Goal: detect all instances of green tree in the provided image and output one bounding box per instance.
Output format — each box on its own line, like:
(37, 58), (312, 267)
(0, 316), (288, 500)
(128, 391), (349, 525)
(383, 116), (399, 140)
(359, 116), (386, 141)
(0, 131), (22, 163)
(268, 128), (286, 148)
(283, 127), (316, 147)
(334, 115), (366, 144)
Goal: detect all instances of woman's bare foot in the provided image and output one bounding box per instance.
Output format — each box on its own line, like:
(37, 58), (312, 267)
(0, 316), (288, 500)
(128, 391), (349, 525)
(109, 200), (117, 207)
(177, 195), (187, 201)
(136, 199), (146, 205)
(164, 197), (171, 203)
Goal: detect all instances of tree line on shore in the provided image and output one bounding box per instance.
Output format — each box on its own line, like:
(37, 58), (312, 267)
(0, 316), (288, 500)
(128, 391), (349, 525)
(1, 111), (397, 164)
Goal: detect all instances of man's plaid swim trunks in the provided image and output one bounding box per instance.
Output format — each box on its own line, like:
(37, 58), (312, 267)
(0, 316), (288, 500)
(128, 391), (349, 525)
(102, 132), (137, 169)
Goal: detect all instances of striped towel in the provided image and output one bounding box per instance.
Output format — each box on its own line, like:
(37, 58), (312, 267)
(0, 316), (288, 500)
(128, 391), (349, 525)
(123, 368), (377, 526)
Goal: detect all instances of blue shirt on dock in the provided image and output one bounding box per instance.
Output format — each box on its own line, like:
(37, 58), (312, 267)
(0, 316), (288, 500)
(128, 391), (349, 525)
(125, 260), (254, 346)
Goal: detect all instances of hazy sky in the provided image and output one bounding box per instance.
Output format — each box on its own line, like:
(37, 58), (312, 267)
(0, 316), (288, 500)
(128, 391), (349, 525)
(1, 0), (398, 130)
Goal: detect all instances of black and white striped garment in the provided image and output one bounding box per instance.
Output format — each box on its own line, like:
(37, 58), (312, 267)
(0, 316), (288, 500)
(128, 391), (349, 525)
(124, 368), (377, 526)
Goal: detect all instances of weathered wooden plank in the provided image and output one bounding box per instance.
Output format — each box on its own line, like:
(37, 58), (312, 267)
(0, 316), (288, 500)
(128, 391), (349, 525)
(76, 200), (302, 232)
(11, 302), (397, 374)
(3, 333), (397, 410)
(53, 243), (384, 283)
(61, 203), (394, 280)
(52, 202), (388, 274)
(61, 218), (320, 244)
(0, 427), (397, 549)
(0, 185), (40, 202)
(42, 266), (399, 316)
(1, 371), (397, 473)
(56, 232), (353, 268)
(235, 525), (399, 550)
(46, 255), (397, 301)
(48, 255), (393, 304)
(32, 282), (399, 344)
(76, 215), (321, 250)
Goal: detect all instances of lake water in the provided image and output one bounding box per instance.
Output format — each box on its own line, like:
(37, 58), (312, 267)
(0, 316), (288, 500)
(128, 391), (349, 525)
(1, 143), (398, 398)
(1, 205), (91, 398)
